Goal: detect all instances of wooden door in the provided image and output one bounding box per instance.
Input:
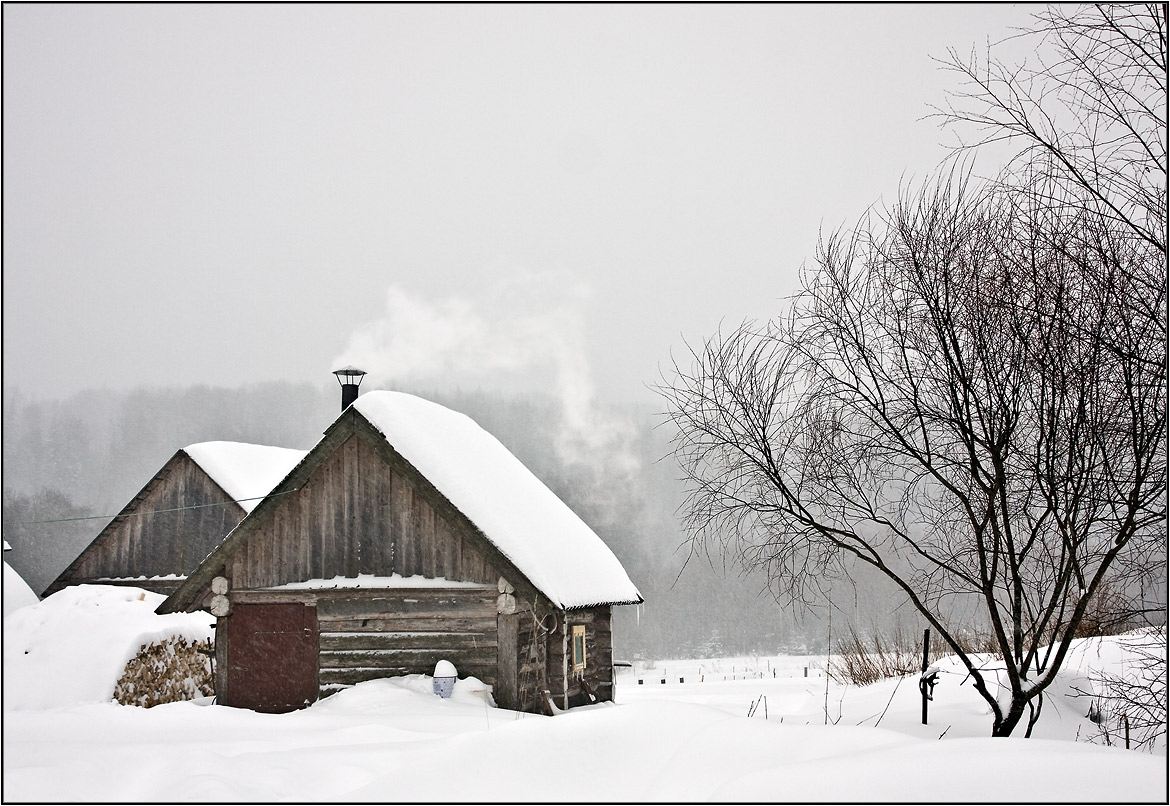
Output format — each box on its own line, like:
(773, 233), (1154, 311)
(223, 602), (319, 713)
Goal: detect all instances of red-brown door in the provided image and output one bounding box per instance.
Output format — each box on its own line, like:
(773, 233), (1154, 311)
(223, 602), (319, 713)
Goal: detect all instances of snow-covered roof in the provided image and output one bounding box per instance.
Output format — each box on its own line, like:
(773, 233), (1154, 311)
(352, 392), (641, 610)
(182, 442), (308, 513)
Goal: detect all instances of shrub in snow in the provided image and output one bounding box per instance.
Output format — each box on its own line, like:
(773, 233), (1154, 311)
(828, 625), (1005, 687)
(114, 635), (214, 708)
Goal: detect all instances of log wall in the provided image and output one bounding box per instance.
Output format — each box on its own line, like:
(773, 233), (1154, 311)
(515, 604), (551, 713)
(227, 586), (498, 699)
(547, 607), (613, 709)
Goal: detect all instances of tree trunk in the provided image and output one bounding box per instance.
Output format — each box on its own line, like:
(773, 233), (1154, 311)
(992, 695), (1029, 737)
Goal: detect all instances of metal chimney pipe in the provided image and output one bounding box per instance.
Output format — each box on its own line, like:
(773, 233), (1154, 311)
(341, 382), (360, 411)
(331, 366), (367, 412)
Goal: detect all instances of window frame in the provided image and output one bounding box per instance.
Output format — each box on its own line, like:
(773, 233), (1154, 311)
(570, 624), (587, 672)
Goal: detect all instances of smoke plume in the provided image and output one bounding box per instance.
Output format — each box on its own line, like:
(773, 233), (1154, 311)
(332, 270), (638, 474)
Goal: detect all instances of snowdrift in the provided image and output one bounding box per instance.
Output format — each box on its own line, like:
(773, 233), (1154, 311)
(3, 560), (38, 615)
(3, 676), (1163, 802)
(3, 584), (214, 711)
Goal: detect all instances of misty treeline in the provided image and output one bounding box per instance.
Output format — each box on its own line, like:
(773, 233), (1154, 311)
(2, 383), (336, 594)
(1, 380), (907, 657)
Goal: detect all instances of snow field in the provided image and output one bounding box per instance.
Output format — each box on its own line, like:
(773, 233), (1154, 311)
(617, 642), (1166, 748)
(5, 675), (1162, 802)
(3, 585), (1164, 802)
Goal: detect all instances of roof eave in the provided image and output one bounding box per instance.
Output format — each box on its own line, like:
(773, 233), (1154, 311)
(560, 594), (644, 611)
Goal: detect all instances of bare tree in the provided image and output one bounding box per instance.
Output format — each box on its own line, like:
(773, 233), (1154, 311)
(660, 5), (1166, 739)
(936, 4), (1166, 253)
(662, 172), (1164, 737)
(937, 2), (1168, 635)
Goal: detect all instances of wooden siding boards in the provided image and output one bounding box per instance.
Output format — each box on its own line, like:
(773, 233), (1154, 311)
(45, 452), (245, 596)
(227, 429), (486, 590)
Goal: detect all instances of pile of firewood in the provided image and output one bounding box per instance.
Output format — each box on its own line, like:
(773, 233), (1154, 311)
(114, 636), (214, 708)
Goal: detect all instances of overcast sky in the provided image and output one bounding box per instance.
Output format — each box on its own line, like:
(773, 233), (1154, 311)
(4, 4), (1037, 405)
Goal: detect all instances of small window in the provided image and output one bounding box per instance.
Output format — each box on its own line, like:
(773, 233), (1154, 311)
(571, 625), (586, 672)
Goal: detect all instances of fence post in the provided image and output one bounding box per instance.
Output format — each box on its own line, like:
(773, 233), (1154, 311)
(921, 628), (931, 725)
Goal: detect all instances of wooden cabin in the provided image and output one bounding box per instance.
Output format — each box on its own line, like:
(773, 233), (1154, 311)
(45, 442), (307, 597)
(157, 391), (643, 715)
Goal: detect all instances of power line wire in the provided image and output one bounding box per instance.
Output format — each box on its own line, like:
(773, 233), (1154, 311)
(13, 488), (300, 525)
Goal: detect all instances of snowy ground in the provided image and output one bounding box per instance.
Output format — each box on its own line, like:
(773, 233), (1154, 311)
(616, 646), (1158, 745)
(3, 586), (1166, 802)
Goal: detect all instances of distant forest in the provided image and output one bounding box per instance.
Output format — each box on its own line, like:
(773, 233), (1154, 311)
(2, 381), (912, 657)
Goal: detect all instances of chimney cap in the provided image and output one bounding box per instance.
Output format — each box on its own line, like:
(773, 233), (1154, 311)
(332, 366), (367, 384)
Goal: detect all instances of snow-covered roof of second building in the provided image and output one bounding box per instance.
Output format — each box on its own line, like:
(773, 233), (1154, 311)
(182, 442), (308, 513)
(352, 392), (641, 610)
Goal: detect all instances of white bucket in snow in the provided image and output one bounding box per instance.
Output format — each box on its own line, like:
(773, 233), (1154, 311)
(433, 659), (457, 698)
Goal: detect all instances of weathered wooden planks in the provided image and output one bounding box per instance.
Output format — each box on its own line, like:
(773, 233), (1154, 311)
(225, 429), (533, 592)
(547, 615), (569, 707)
(319, 632), (495, 651)
(306, 587), (503, 696)
(68, 577), (188, 595)
(496, 613), (520, 709)
(320, 665), (496, 687)
(319, 648), (497, 669)
(317, 591), (497, 621)
(514, 605), (551, 713)
(320, 616), (497, 633)
(46, 452), (247, 595)
(231, 586), (495, 604)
